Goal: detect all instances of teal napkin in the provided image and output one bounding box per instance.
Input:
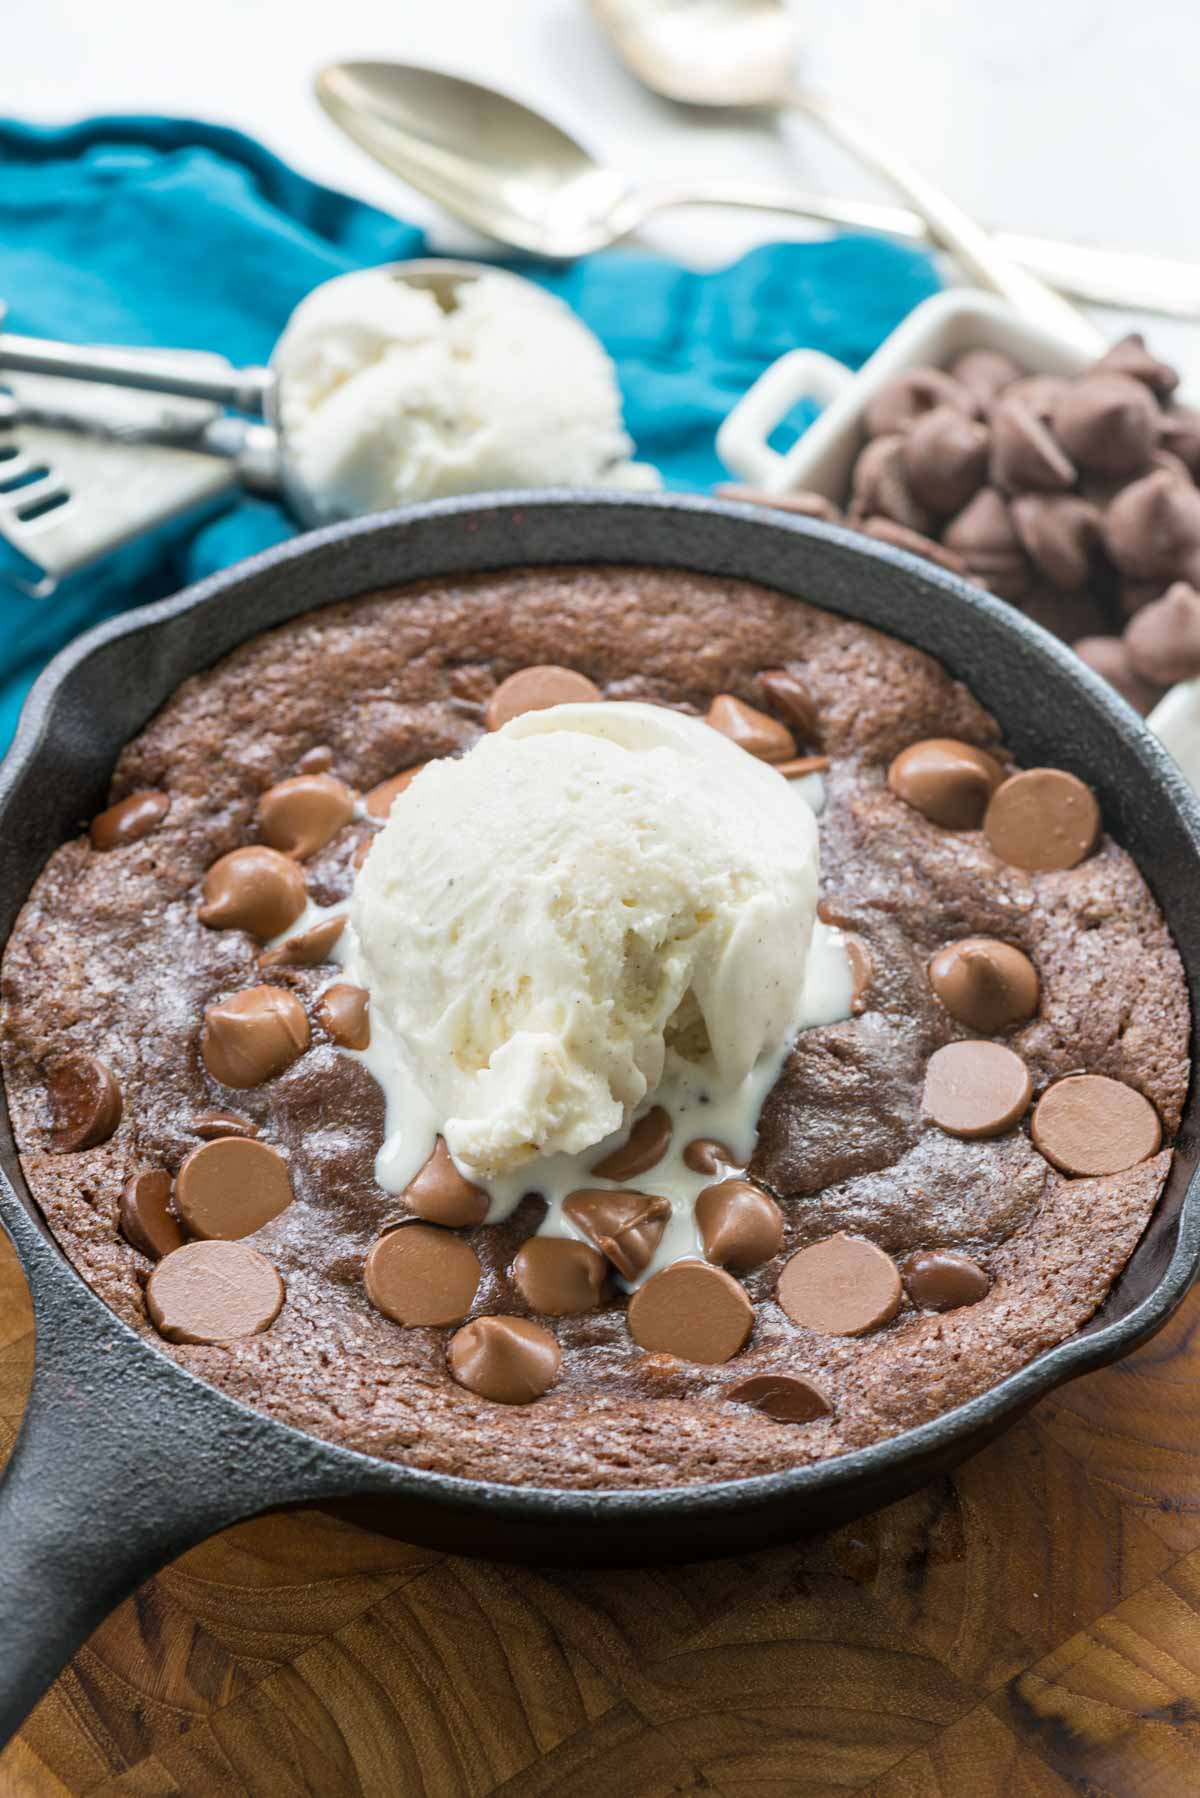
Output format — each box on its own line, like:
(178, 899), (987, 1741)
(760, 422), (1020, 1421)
(0, 116), (939, 748)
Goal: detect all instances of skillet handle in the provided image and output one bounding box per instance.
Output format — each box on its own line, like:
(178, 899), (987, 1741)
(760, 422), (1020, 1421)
(0, 1215), (368, 1746)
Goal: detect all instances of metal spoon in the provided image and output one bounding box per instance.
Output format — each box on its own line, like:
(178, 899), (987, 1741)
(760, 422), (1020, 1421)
(315, 62), (1200, 323)
(586, 0), (1099, 350)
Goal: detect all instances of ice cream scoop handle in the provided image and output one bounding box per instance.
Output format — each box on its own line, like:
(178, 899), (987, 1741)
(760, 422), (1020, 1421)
(0, 331), (274, 415)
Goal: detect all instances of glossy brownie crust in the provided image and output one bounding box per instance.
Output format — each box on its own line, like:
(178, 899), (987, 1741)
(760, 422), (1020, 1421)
(0, 567), (1189, 1489)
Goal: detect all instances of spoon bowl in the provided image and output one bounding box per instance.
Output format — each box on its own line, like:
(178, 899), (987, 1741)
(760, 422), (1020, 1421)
(587, 0), (797, 109)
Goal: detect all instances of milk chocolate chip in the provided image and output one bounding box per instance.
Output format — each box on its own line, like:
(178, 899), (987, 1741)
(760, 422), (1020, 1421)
(364, 1224), (481, 1326)
(943, 487), (1029, 600)
(716, 484), (842, 524)
(901, 405), (990, 516)
(294, 744), (335, 775)
(989, 399), (1075, 493)
(864, 368), (976, 438)
(861, 517), (968, 574)
(316, 982), (370, 1050)
(89, 789), (169, 852)
(726, 1372), (832, 1423)
(198, 846), (307, 939)
(257, 773), (355, 859)
(1031, 1074), (1161, 1176)
(175, 1137), (295, 1241)
(563, 1189), (671, 1281)
(486, 665), (601, 730)
(705, 694), (796, 762)
(47, 1054), (122, 1151)
(1073, 636), (1164, 715)
(984, 769), (1100, 872)
(923, 1041), (1032, 1139)
(1052, 373), (1158, 477)
(682, 1138), (735, 1175)
(777, 1233), (902, 1336)
(887, 738), (1003, 829)
(903, 1250), (991, 1311)
(846, 936), (873, 1012)
(928, 938), (1039, 1034)
(365, 766), (426, 820)
(777, 755), (831, 779)
(512, 1236), (607, 1315)
(448, 1316), (561, 1403)
(851, 433), (931, 533)
(259, 914), (346, 970)
(950, 348), (1023, 406)
(696, 1180), (784, 1272)
(758, 668), (821, 742)
(404, 1138), (488, 1228)
(1093, 333), (1179, 400)
(201, 986), (310, 1088)
(1010, 495), (1101, 591)
(627, 1261), (753, 1363)
(147, 1240), (284, 1344)
(1104, 470), (1200, 580)
(119, 1169), (183, 1261)
(1125, 582), (1200, 685)
(591, 1107), (671, 1181)
(190, 1109), (258, 1140)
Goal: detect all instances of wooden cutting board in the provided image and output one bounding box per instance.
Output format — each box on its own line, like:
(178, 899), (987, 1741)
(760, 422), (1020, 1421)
(3, 1226), (1200, 1797)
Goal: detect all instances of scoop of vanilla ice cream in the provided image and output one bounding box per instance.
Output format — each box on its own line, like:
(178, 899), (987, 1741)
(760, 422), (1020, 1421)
(275, 267), (658, 519)
(350, 701), (820, 1180)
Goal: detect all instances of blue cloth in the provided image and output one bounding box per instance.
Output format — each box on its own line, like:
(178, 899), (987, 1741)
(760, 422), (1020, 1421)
(0, 116), (939, 749)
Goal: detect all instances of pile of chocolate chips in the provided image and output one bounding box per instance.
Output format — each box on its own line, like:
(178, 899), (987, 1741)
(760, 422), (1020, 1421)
(721, 333), (1200, 716)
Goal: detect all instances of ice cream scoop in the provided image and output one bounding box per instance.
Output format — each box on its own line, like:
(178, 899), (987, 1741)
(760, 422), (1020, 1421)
(349, 702), (825, 1183)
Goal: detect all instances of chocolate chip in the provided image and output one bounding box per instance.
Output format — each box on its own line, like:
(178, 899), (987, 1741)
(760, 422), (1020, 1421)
(1118, 578), (1165, 620)
(984, 768), (1100, 872)
(923, 1041), (1033, 1139)
(364, 1224), (481, 1326)
(777, 755), (831, 779)
(942, 487), (1030, 600)
(47, 1053), (122, 1151)
(949, 348), (1023, 406)
(89, 789), (169, 852)
(776, 1233), (902, 1336)
(1161, 407), (1200, 480)
(758, 668), (822, 742)
(365, 766), (426, 820)
(353, 834), (374, 869)
(726, 1372), (832, 1423)
(901, 405), (990, 516)
(860, 517), (968, 575)
(198, 846), (307, 940)
(928, 938), (1039, 1034)
(1124, 581), (1200, 685)
(119, 1169), (183, 1260)
(715, 484), (842, 524)
(1031, 1074), (1162, 1176)
(846, 936), (873, 1012)
(1010, 495), (1102, 591)
(315, 982), (370, 1050)
(864, 369), (976, 438)
(851, 434), (931, 533)
(174, 1137), (294, 1241)
(257, 773), (356, 859)
(989, 399), (1076, 493)
(563, 1189), (671, 1281)
(511, 1236), (607, 1315)
(682, 1138), (735, 1176)
(146, 1240), (285, 1344)
(259, 914), (346, 970)
(1003, 374), (1070, 421)
(1073, 636), (1164, 716)
(1052, 374), (1159, 476)
(591, 1106), (671, 1181)
(902, 1250), (991, 1311)
(448, 1315), (561, 1403)
(627, 1261), (754, 1363)
(1092, 333), (1179, 400)
(1104, 469), (1200, 580)
(403, 1139), (488, 1228)
(486, 666), (601, 730)
(705, 694), (796, 762)
(189, 1109), (258, 1140)
(201, 985), (310, 1088)
(294, 744), (335, 775)
(696, 1179), (784, 1272)
(887, 738), (1004, 829)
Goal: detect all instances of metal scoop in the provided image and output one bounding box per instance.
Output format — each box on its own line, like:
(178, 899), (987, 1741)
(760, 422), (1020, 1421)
(0, 260), (511, 596)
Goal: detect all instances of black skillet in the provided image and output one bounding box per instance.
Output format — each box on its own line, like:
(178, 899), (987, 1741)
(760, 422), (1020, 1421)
(0, 493), (1198, 1743)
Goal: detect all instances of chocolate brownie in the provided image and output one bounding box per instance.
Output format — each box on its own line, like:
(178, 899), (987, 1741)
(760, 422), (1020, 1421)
(0, 566), (1188, 1488)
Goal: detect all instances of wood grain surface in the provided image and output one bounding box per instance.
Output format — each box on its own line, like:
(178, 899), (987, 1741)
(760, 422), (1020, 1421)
(3, 1231), (1200, 1797)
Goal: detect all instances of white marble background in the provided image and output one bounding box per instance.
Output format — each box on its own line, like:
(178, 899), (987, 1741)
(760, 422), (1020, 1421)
(4, 0), (1196, 374)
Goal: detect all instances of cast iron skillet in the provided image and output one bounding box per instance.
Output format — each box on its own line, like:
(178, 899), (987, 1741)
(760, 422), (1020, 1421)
(0, 493), (1198, 1741)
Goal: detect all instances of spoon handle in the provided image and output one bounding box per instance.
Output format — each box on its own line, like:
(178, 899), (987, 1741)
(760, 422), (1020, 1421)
(781, 88), (1103, 353)
(0, 331), (274, 416)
